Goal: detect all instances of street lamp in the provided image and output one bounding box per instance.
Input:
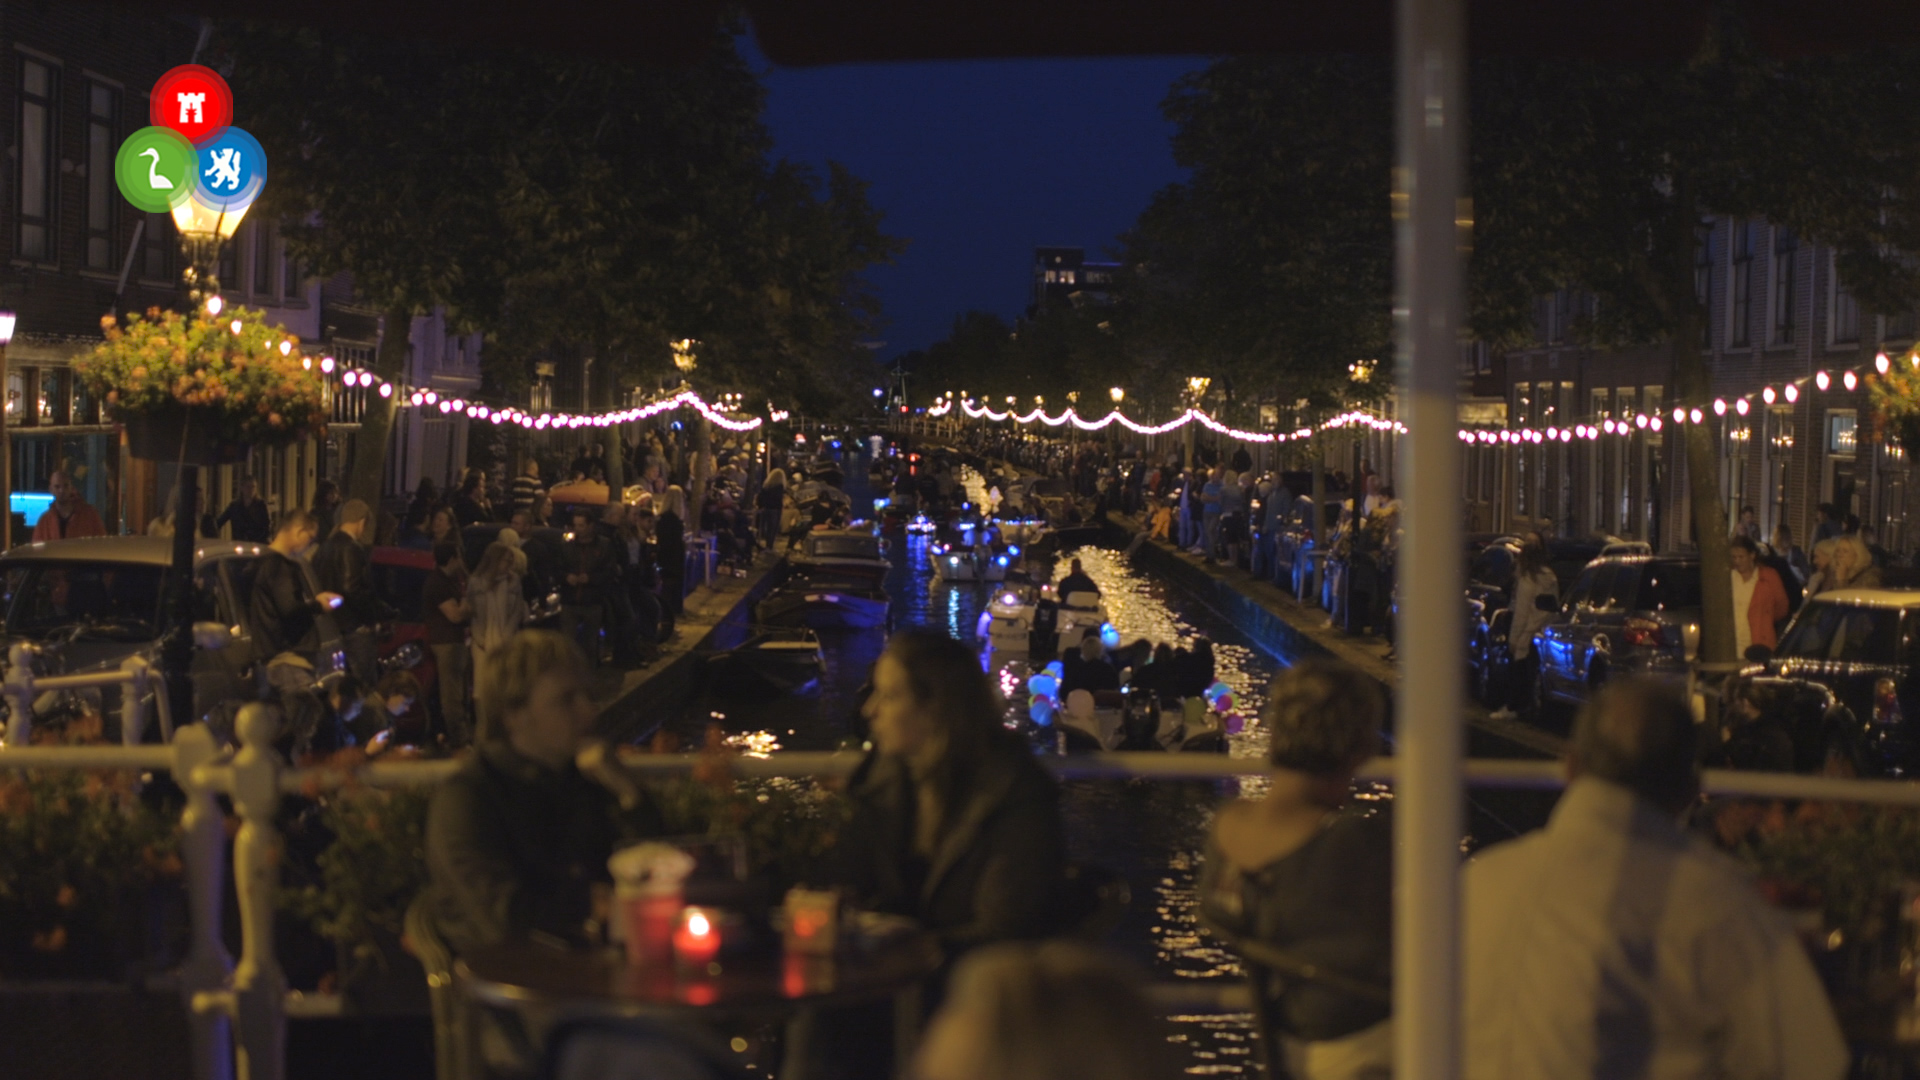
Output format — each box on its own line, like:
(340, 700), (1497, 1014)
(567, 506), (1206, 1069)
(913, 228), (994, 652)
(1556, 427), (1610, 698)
(1110, 386), (1125, 405)
(0, 311), (14, 549)
(171, 190), (253, 309)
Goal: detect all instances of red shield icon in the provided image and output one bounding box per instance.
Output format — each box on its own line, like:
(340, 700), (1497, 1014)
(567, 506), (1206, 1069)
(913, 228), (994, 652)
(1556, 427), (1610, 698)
(150, 65), (232, 147)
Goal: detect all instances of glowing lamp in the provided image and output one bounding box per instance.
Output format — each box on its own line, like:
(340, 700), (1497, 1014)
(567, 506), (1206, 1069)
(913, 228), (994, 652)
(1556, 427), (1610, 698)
(1712, 399), (1727, 416)
(1650, 417), (1663, 432)
(377, 382), (392, 398)
(1762, 386), (1776, 405)
(301, 356), (312, 371)
(673, 907), (722, 969)
(1878, 353), (1892, 374)
(1689, 408), (1703, 424)
(1785, 384), (1800, 403)
(229, 319), (243, 335)
(1816, 371), (1831, 392)
(278, 340), (293, 356)
(319, 356), (335, 374)
(410, 391), (425, 407)
(1635, 414), (1649, 429)
(204, 295), (223, 317)
(1844, 370), (1859, 392)
(0, 312), (15, 346)
(1672, 407), (1686, 423)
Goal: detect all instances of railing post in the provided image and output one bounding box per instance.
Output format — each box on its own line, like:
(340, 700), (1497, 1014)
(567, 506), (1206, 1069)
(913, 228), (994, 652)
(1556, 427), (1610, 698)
(228, 702), (286, 1080)
(121, 654), (150, 746)
(6, 641), (35, 745)
(175, 722), (236, 1080)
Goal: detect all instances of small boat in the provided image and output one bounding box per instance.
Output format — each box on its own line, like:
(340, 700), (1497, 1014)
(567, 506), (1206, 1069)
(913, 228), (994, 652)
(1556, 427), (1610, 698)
(707, 629), (825, 693)
(757, 586), (891, 631)
(931, 541), (1011, 584)
(1055, 590), (1111, 653)
(1056, 689), (1228, 754)
(789, 528), (891, 585)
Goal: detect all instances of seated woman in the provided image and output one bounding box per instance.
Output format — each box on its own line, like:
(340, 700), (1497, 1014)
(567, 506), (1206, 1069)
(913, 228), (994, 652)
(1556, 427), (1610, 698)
(1200, 657), (1392, 1080)
(425, 630), (660, 954)
(837, 628), (1068, 951)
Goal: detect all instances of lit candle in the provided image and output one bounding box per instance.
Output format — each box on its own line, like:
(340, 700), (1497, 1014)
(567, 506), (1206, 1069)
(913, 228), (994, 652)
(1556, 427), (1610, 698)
(673, 906), (722, 969)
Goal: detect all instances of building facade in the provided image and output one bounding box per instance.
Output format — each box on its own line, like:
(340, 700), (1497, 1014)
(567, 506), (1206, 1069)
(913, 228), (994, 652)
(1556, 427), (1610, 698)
(1491, 214), (1914, 555)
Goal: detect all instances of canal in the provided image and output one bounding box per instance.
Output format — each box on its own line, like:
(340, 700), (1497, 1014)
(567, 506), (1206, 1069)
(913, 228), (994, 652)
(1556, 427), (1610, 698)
(693, 451), (1557, 1076)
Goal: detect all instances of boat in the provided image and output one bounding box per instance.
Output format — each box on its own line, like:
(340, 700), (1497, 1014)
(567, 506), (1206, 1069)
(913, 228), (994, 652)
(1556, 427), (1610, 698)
(1055, 688), (1228, 753)
(788, 528), (891, 585)
(975, 586), (1039, 654)
(757, 584), (891, 631)
(1055, 590), (1111, 653)
(931, 541), (1011, 584)
(707, 629), (825, 693)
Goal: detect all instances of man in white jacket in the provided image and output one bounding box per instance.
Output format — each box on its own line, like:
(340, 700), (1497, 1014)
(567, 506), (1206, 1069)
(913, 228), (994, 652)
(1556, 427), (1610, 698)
(1491, 540), (1558, 721)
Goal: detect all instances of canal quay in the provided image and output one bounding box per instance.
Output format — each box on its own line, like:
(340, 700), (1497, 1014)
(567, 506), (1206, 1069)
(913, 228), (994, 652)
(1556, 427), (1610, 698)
(655, 447), (1562, 1078)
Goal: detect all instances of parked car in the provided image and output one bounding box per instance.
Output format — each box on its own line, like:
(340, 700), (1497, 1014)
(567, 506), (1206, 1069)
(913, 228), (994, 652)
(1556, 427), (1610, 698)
(1534, 553), (1702, 709)
(1759, 588), (1920, 776)
(0, 536), (345, 740)
(1465, 536), (1614, 705)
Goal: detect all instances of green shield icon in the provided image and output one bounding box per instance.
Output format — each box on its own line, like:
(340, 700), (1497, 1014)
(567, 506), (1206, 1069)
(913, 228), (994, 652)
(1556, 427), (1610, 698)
(115, 126), (196, 213)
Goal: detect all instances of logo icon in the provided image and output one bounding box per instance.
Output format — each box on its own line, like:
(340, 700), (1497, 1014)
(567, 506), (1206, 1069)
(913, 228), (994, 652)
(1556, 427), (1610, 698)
(114, 127), (195, 212)
(150, 64), (231, 146)
(193, 127), (266, 210)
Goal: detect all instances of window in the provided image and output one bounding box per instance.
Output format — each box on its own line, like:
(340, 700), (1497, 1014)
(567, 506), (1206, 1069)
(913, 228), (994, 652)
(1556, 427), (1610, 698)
(1832, 256), (1860, 345)
(86, 83), (117, 271)
(281, 245), (299, 299)
(17, 58), (57, 263)
(1775, 602), (1901, 665)
(1771, 227), (1798, 345)
(1638, 563), (1702, 612)
(218, 238), (237, 292)
(142, 212), (173, 281)
(1828, 411), (1858, 456)
(251, 221), (271, 296)
(1730, 221), (1754, 347)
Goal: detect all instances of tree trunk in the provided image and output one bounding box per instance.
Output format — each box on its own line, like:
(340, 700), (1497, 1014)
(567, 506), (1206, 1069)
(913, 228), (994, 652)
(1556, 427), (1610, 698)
(1666, 181), (1736, 665)
(599, 351), (624, 496)
(1310, 428), (1326, 547)
(347, 304), (412, 510)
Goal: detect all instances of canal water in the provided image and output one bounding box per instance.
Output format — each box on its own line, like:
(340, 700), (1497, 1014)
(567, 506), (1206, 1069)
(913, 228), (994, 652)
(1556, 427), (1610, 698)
(694, 453), (1552, 1076)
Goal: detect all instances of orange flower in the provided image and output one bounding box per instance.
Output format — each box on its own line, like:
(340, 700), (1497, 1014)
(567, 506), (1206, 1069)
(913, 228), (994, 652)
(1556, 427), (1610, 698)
(54, 885), (76, 908)
(31, 926), (68, 953)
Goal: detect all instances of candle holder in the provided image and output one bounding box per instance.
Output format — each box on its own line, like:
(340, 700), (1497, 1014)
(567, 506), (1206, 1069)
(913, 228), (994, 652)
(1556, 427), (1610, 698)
(673, 906), (723, 971)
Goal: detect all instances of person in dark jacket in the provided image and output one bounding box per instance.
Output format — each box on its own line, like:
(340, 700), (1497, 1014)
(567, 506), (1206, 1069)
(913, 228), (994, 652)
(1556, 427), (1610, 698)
(1059, 636), (1119, 697)
(560, 506), (617, 666)
(656, 486), (688, 617)
(216, 475), (271, 543)
(249, 509), (341, 662)
(425, 630), (661, 955)
(311, 480), (343, 540)
(1200, 658), (1393, 1070)
(310, 499), (397, 683)
(836, 628), (1068, 951)
(1057, 558), (1099, 600)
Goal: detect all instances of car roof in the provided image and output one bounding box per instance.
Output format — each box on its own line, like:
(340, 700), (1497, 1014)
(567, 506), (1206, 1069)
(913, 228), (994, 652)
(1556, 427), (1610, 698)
(1588, 553), (1698, 568)
(0, 535), (264, 568)
(1805, 588), (1920, 609)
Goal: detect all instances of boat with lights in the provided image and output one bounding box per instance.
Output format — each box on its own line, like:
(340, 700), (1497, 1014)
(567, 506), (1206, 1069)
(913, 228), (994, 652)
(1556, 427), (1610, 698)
(930, 540), (1014, 583)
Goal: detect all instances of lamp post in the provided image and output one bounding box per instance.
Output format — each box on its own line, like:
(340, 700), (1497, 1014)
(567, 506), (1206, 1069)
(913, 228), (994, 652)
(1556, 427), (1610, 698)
(1184, 377), (1210, 471)
(0, 311), (14, 550)
(1109, 386), (1124, 456)
(165, 191), (253, 731)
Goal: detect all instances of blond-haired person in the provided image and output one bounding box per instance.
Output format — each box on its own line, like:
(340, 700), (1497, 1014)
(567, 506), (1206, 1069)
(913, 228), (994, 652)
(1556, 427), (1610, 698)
(424, 630), (660, 953)
(1200, 658), (1392, 1080)
(913, 942), (1176, 1080)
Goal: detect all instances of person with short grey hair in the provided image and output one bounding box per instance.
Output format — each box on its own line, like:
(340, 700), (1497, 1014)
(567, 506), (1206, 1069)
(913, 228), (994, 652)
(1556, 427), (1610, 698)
(1200, 658), (1392, 1079)
(1464, 679), (1845, 1080)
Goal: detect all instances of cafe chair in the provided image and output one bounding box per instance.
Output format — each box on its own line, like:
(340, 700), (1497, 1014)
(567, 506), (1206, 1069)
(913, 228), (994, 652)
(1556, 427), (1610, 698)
(1200, 913), (1390, 1080)
(539, 1016), (753, 1080)
(404, 895), (470, 1080)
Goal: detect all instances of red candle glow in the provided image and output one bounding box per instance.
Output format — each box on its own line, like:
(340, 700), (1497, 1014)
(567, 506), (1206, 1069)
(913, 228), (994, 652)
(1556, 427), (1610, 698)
(673, 906), (722, 969)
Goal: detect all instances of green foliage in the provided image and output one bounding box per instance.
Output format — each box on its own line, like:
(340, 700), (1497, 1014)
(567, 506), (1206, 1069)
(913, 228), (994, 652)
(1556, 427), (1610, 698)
(0, 765), (179, 975)
(1735, 804), (1920, 945)
(281, 787), (433, 959)
(651, 774), (851, 897)
(1869, 352), (1920, 455)
(80, 305), (329, 447)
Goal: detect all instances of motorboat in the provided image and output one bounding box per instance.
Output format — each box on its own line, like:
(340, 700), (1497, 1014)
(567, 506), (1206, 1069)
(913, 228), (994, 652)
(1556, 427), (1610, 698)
(1055, 590), (1111, 653)
(1054, 688), (1229, 753)
(931, 540), (1011, 584)
(757, 584), (891, 632)
(788, 528), (891, 586)
(706, 629), (825, 693)
(974, 584), (1049, 654)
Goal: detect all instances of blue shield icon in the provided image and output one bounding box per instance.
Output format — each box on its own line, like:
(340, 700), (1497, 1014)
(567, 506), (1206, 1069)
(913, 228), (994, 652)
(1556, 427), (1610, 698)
(194, 126), (266, 210)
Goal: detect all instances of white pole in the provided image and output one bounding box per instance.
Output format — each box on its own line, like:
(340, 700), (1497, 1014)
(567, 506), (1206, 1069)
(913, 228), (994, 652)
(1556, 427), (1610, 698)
(1394, 0), (1466, 1075)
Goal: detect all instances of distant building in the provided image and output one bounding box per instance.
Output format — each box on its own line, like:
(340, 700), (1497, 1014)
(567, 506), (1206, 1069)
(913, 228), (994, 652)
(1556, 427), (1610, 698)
(1031, 246), (1120, 314)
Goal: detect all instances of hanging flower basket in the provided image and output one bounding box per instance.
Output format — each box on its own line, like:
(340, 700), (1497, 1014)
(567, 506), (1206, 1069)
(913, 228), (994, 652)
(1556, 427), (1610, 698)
(79, 306), (327, 461)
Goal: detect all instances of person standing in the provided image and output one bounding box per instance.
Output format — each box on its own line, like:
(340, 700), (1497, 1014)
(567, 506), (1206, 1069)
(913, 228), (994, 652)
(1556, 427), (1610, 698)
(311, 479), (343, 540)
(1200, 468), (1225, 560)
(1492, 541), (1558, 722)
(216, 475), (271, 543)
(1813, 502), (1842, 545)
(756, 468), (788, 554)
(248, 510), (343, 755)
(452, 470), (493, 527)
(509, 459), (543, 515)
(560, 506), (616, 666)
(311, 499), (396, 684)
(1730, 535), (1790, 658)
(656, 486), (688, 617)
(422, 540), (473, 747)
(32, 470), (106, 541)
(466, 541), (527, 739)
(1463, 680), (1845, 1080)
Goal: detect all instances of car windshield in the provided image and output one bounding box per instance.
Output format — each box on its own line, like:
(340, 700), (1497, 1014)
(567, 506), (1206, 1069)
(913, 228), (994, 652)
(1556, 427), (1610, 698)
(4, 561), (170, 640)
(1775, 602), (1902, 664)
(1637, 564), (1702, 611)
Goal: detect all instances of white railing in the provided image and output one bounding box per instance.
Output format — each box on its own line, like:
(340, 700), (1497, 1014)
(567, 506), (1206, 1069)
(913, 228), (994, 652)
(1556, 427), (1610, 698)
(11, 705), (1920, 1080)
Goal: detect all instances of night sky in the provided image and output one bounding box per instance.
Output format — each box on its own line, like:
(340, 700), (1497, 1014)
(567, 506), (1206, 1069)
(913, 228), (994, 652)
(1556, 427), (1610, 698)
(748, 42), (1206, 363)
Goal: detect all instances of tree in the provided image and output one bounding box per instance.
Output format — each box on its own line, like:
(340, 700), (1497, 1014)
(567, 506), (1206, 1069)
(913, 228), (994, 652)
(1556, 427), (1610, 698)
(1469, 35), (1920, 662)
(221, 26), (506, 508)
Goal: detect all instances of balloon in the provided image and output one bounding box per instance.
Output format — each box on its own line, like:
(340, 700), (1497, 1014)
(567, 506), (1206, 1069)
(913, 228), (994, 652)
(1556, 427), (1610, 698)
(1099, 623), (1122, 650)
(1030, 699), (1055, 726)
(1044, 661), (1064, 679)
(1204, 681), (1232, 703)
(1212, 693), (1234, 714)
(1224, 712), (1245, 734)
(1027, 674), (1058, 698)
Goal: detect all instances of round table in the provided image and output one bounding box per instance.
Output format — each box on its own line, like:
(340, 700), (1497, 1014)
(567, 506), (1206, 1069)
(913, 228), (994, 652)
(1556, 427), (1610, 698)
(456, 931), (943, 1017)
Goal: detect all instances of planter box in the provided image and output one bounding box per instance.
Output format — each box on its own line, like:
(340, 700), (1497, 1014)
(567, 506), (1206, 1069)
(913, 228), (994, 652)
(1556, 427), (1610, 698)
(123, 406), (252, 467)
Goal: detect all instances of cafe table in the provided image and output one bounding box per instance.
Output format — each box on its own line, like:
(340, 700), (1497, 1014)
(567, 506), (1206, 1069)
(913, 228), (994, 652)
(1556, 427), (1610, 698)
(454, 921), (944, 1078)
